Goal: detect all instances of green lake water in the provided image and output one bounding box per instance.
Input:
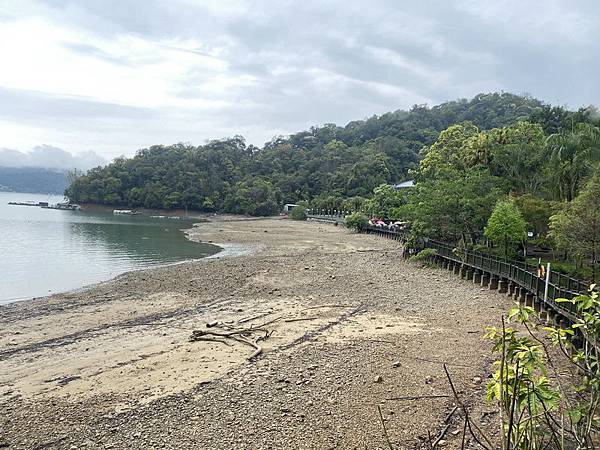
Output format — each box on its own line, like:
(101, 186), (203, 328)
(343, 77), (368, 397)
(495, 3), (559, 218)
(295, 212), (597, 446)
(0, 191), (220, 304)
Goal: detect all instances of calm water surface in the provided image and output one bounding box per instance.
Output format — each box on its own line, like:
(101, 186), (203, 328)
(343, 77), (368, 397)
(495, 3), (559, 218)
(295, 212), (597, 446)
(0, 192), (219, 304)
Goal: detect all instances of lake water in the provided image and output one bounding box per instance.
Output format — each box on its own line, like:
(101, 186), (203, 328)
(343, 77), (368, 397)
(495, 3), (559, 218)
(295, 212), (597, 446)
(0, 192), (220, 304)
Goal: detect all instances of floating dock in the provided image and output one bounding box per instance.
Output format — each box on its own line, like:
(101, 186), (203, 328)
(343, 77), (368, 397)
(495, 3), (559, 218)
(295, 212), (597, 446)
(8, 201), (49, 207)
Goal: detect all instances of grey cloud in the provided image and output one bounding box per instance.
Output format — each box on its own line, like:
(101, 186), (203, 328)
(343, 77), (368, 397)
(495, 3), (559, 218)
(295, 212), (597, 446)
(0, 87), (156, 123)
(35, 0), (600, 109)
(0, 145), (106, 170)
(40, 0), (213, 39)
(2, 0), (599, 157)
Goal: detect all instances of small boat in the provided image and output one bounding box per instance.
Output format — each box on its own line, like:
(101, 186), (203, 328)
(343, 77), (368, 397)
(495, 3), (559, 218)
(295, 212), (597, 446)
(113, 209), (141, 215)
(150, 215), (183, 219)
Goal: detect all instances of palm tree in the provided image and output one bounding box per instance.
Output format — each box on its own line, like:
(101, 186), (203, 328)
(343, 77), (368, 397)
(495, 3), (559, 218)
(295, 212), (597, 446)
(546, 123), (600, 201)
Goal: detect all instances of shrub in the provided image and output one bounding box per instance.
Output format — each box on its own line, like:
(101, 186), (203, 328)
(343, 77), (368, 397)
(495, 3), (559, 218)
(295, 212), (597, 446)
(345, 212), (369, 231)
(551, 261), (590, 281)
(484, 286), (600, 448)
(288, 205), (307, 221)
(409, 248), (438, 263)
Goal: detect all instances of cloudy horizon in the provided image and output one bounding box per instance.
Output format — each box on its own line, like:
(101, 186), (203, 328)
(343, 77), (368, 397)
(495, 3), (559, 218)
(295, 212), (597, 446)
(0, 145), (106, 170)
(0, 0), (598, 161)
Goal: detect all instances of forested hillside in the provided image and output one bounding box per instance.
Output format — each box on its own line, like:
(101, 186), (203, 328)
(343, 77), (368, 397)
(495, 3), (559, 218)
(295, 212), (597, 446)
(66, 91), (600, 280)
(67, 92), (550, 215)
(349, 97), (599, 280)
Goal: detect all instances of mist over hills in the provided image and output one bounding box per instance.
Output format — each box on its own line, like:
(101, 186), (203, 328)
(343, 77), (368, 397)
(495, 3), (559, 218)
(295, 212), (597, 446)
(0, 145), (106, 170)
(0, 146), (106, 194)
(0, 167), (68, 195)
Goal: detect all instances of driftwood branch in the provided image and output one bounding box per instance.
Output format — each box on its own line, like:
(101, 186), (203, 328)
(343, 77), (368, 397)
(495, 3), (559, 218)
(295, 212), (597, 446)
(189, 336), (232, 346)
(284, 317), (318, 323)
(189, 306), (343, 360)
(231, 335), (262, 359)
(238, 311), (272, 324)
(431, 423), (450, 449)
(190, 326), (268, 359)
(191, 326), (268, 339)
(431, 406), (458, 449)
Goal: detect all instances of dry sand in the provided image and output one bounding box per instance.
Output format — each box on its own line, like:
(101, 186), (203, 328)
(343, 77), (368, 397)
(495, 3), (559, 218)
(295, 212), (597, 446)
(0, 218), (510, 449)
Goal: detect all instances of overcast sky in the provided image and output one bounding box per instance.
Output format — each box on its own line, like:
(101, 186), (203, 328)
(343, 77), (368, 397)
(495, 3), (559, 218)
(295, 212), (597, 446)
(0, 0), (598, 161)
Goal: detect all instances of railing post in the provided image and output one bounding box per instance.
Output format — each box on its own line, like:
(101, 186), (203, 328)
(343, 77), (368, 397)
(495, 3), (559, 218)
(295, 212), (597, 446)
(525, 292), (534, 307)
(543, 263), (550, 303)
(498, 278), (508, 293)
(489, 275), (499, 290)
(507, 282), (516, 297)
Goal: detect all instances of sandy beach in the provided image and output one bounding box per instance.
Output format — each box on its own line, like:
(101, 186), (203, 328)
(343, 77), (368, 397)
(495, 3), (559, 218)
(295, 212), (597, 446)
(0, 218), (509, 449)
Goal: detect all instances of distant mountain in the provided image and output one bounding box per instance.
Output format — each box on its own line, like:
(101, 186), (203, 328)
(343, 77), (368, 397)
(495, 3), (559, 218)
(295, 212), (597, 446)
(0, 167), (69, 194)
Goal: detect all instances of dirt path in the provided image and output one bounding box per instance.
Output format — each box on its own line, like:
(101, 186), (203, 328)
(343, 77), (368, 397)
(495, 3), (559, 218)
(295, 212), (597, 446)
(0, 218), (508, 449)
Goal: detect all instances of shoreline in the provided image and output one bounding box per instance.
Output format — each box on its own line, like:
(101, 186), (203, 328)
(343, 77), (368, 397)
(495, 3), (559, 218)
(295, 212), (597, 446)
(78, 202), (213, 219)
(205, 242), (261, 258)
(0, 218), (507, 449)
(0, 216), (228, 307)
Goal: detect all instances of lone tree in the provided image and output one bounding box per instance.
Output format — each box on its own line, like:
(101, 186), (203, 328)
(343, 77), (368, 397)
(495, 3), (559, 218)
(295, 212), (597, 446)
(484, 198), (527, 258)
(550, 174), (600, 282)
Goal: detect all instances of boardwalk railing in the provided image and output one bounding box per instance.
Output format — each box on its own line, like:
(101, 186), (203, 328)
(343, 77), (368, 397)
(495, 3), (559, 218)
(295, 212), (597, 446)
(422, 238), (582, 321)
(307, 213), (592, 324)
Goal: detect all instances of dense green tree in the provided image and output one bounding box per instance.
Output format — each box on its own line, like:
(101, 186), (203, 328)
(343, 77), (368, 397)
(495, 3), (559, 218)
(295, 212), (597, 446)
(529, 104), (573, 135)
(530, 104), (600, 135)
(549, 175), (600, 281)
(484, 198), (527, 257)
(513, 195), (557, 237)
(223, 178), (280, 216)
(363, 184), (406, 218)
(418, 122), (480, 178)
(397, 168), (502, 243)
(546, 123), (600, 201)
(418, 121), (546, 194)
(474, 122), (546, 194)
(310, 194), (346, 214)
(340, 196), (367, 213)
